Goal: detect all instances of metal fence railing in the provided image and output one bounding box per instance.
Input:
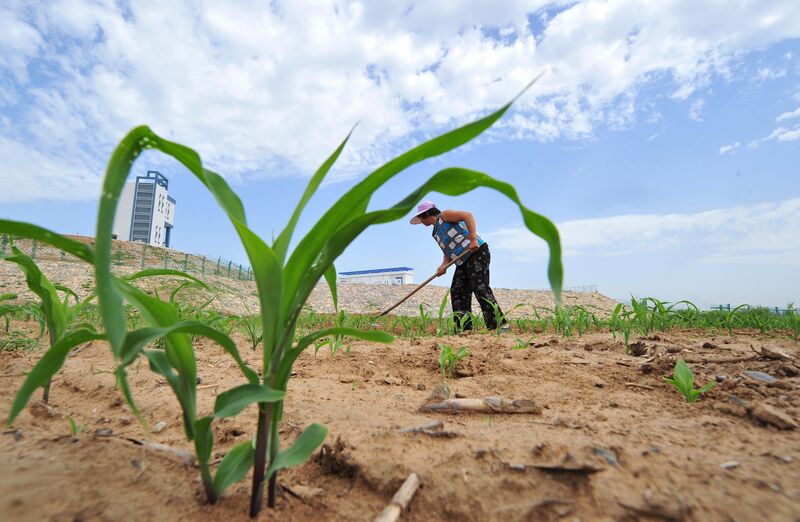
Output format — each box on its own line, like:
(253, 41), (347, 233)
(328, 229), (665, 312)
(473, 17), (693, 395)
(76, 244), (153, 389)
(710, 304), (794, 315)
(1, 234), (254, 281)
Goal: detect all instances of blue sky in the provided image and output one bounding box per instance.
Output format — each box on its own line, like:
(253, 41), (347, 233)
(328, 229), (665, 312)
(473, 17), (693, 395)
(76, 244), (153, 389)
(1, 1), (799, 308)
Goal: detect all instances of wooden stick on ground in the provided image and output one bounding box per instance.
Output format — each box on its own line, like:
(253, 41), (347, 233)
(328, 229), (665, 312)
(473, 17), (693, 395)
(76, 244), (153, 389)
(420, 396), (541, 414)
(123, 437), (196, 466)
(374, 473), (420, 522)
(377, 250), (470, 317)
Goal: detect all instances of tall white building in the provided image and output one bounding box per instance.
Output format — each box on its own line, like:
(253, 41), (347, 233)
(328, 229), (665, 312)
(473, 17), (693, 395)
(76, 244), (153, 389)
(338, 267), (414, 285)
(112, 171), (176, 247)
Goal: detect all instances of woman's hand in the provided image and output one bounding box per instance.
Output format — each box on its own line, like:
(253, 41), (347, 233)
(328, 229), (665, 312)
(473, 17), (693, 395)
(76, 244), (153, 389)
(436, 263), (448, 277)
(467, 236), (480, 252)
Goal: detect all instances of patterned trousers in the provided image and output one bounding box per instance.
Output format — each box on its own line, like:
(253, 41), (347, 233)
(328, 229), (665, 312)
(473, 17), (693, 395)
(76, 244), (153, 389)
(450, 244), (504, 330)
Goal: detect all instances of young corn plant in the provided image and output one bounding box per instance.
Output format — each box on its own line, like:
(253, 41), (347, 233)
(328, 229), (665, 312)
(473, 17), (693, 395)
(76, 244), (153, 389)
(723, 304), (750, 336)
(664, 359), (715, 403)
(0, 292), (18, 333)
(237, 314), (264, 351)
(512, 336), (535, 350)
(6, 79), (563, 517)
(1, 247), (100, 402)
(438, 344), (470, 380)
(435, 291), (453, 337)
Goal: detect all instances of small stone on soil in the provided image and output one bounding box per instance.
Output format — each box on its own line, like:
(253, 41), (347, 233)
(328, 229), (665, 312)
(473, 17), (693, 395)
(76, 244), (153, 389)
(151, 421), (168, 433)
(720, 461), (739, 469)
(592, 447), (618, 466)
(94, 428), (113, 437)
(744, 370), (777, 383)
(416, 383), (426, 391)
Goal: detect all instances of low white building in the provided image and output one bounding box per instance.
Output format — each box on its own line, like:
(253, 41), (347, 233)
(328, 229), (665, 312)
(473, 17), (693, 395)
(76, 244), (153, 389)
(112, 171), (176, 247)
(338, 267), (414, 285)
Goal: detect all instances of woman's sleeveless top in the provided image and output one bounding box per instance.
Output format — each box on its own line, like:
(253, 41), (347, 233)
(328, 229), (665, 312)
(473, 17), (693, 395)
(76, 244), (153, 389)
(432, 216), (485, 265)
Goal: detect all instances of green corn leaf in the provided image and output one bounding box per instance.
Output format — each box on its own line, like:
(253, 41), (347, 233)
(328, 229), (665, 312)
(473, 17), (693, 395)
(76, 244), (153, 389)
(673, 359), (694, 389)
(213, 441), (255, 498)
(0, 220), (95, 263)
(323, 264), (338, 310)
(698, 381), (716, 394)
(114, 366), (144, 423)
(143, 349), (195, 439)
(273, 128), (355, 264)
(3, 247), (68, 340)
(0, 293), (18, 302)
(193, 416), (214, 463)
(213, 384), (286, 418)
(125, 268), (210, 290)
(169, 281), (202, 304)
(7, 329), (104, 424)
(266, 423), (328, 476)
(118, 321), (257, 383)
(115, 279), (195, 383)
(53, 284), (80, 305)
(232, 223), (283, 373)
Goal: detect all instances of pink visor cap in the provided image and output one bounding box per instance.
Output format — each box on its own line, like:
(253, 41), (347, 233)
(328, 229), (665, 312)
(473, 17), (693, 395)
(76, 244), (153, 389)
(410, 201), (437, 224)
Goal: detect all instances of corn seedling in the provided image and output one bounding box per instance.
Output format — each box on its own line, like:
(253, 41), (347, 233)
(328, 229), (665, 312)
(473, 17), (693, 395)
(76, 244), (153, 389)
(0, 331), (38, 351)
(438, 344), (470, 380)
(417, 303), (434, 333)
(435, 291), (452, 337)
(0, 292), (18, 332)
(512, 336), (535, 350)
(66, 415), (86, 440)
(1, 79), (564, 517)
(722, 304), (749, 336)
(237, 314), (264, 351)
(1, 247), (101, 402)
(484, 300), (524, 336)
(664, 359), (715, 403)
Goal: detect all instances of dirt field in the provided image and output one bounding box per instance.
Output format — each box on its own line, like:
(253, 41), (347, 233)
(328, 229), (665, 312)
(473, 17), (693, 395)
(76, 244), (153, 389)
(1, 325), (798, 521)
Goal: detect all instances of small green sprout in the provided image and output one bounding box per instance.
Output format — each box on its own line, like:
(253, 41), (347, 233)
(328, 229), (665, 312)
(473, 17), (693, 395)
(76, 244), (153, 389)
(664, 359), (715, 403)
(438, 344), (469, 380)
(512, 337), (535, 350)
(66, 415), (86, 439)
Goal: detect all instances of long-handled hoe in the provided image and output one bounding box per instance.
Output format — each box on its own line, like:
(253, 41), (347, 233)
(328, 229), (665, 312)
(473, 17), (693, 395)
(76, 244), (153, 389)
(376, 250), (470, 319)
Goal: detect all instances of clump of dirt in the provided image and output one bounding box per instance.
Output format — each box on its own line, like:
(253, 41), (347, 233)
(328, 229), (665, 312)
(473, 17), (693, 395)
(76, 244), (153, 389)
(1, 325), (799, 521)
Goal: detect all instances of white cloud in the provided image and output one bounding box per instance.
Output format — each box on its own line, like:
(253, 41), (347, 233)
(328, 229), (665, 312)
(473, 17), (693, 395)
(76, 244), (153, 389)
(757, 66), (787, 80)
(748, 123), (800, 148)
(777, 106), (800, 122)
(689, 99), (705, 121)
(488, 198), (800, 265)
(719, 141), (740, 155)
(1, 0), (800, 201)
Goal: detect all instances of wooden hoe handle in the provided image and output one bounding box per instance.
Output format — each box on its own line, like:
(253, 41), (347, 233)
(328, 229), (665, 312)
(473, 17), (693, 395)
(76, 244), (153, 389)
(377, 249), (471, 317)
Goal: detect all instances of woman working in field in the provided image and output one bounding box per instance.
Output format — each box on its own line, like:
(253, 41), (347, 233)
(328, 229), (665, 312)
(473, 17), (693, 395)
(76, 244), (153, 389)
(410, 201), (508, 333)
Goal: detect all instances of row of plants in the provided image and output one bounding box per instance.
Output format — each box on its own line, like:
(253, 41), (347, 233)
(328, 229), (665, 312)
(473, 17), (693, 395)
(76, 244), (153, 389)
(4, 293), (797, 354)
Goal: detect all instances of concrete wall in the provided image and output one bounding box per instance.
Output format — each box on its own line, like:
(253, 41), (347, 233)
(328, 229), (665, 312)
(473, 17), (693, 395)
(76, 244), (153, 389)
(150, 184), (174, 247)
(112, 183), (136, 241)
